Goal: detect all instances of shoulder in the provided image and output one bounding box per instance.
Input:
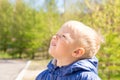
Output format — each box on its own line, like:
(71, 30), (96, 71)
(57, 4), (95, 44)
(76, 71), (101, 80)
(36, 69), (49, 80)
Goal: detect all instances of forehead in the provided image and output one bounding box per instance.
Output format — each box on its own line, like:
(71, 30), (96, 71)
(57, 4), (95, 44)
(57, 27), (71, 34)
(57, 23), (75, 34)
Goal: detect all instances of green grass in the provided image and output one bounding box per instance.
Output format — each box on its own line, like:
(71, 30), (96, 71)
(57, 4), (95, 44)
(0, 51), (12, 59)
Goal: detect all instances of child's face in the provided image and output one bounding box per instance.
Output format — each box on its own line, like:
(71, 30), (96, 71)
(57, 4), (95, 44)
(49, 26), (76, 59)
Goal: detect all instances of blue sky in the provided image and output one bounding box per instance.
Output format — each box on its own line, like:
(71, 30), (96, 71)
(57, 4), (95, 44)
(8, 0), (104, 14)
(9, 0), (64, 13)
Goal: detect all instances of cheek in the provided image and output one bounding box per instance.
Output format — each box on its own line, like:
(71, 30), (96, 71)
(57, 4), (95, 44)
(57, 42), (70, 53)
(57, 40), (67, 48)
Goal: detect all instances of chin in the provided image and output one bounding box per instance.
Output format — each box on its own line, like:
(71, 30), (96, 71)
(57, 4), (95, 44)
(49, 48), (54, 55)
(48, 47), (52, 53)
(48, 49), (56, 57)
(49, 52), (55, 58)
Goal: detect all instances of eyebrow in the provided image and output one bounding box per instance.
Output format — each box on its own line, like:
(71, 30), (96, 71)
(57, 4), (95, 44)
(56, 32), (71, 38)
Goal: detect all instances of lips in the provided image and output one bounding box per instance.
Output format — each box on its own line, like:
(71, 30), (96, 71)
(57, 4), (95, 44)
(50, 41), (56, 46)
(51, 42), (56, 46)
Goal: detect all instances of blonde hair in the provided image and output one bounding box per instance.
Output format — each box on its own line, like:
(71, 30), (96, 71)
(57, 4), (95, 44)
(62, 20), (103, 58)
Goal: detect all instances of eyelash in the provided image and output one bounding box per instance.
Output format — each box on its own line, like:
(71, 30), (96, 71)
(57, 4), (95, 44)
(56, 34), (66, 38)
(62, 35), (66, 38)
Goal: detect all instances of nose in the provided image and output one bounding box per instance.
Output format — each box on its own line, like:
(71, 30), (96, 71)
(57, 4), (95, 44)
(52, 35), (58, 40)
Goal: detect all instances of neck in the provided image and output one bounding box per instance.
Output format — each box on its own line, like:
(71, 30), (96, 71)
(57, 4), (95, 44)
(56, 58), (77, 67)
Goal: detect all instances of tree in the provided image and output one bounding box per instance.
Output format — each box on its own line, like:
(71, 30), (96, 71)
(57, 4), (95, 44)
(0, 0), (13, 52)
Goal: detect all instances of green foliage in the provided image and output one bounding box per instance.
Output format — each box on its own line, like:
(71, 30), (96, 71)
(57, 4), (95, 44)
(98, 32), (120, 80)
(0, 0), (13, 52)
(0, 0), (61, 59)
(0, 51), (12, 59)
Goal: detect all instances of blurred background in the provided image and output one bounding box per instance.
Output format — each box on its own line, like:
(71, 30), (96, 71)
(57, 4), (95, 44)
(0, 0), (120, 80)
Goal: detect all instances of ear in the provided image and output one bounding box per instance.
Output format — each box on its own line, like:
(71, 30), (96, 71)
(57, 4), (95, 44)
(72, 48), (85, 58)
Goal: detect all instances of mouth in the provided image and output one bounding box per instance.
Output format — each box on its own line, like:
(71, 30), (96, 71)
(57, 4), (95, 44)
(51, 42), (56, 46)
(51, 43), (56, 46)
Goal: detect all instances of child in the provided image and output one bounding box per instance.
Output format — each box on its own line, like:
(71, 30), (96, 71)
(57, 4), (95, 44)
(36, 20), (102, 80)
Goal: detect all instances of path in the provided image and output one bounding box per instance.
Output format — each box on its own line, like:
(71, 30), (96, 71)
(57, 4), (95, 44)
(0, 59), (27, 80)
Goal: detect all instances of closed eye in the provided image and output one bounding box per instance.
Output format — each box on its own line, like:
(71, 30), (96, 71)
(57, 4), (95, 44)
(56, 34), (67, 39)
(62, 35), (66, 38)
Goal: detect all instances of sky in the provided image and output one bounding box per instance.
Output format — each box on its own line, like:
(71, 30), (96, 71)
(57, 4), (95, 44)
(9, 0), (65, 13)
(8, 0), (105, 13)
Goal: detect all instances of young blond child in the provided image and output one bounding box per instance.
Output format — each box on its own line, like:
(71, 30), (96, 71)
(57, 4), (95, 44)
(36, 20), (102, 80)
